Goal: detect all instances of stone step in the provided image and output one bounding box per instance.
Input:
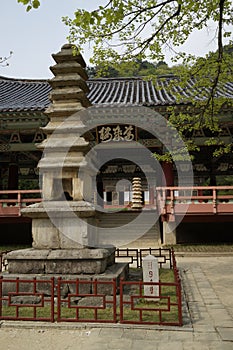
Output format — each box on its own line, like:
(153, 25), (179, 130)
(97, 211), (157, 227)
(96, 211), (161, 249)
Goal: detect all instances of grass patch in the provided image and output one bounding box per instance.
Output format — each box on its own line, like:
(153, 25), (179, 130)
(120, 268), (179, 324)
(58, 306), (115, 322)
(0, 305), (53, 320)
(164, 243), (233, 252)
(0, 245), (30, 252)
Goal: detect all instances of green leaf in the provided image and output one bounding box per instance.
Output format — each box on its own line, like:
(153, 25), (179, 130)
(32, 0), (40, 9)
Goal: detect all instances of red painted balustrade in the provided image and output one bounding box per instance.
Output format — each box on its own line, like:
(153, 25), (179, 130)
(0, 190), (41, 217)
(156, 186), (233, 220)
(0, 187), (233, 218)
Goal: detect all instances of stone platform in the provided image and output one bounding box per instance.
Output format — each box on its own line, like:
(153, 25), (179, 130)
(3, 247), (129, 295)
(6, 248), (116, 275)
(2, 262), (128, 296)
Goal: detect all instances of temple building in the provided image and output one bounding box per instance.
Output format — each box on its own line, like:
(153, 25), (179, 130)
(0, 45), (233, 246)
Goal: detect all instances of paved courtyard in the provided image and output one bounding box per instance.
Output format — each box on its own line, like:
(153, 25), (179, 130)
(0, 255), (232, 350)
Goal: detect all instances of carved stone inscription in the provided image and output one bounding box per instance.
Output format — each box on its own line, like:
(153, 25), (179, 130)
(142, 254), (159, 298)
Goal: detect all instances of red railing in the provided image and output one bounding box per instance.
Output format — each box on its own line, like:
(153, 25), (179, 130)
(1, 186), (233, 218)
(0, 190), (41, 217)
(115, 247), (172, 268)
(119, 248), (182, 326)
(156, 186), (233, 219)
(0, 277), (55, 322)
(0, 248), (182, 326)
(57, 278), (117, 323)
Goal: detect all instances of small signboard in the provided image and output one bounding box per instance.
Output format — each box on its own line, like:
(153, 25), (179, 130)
(96, 124), (137, 143)
(142, 254), (159, 298)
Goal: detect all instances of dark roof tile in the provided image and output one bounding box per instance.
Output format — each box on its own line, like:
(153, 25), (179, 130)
(0, 76), (232, 113)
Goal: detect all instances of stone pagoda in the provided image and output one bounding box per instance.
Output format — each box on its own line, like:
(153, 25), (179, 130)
(131, 177), (143, 210)
(5, 44), (128, 284)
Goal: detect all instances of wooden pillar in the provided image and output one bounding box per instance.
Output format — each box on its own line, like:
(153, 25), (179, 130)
(106, 191), (112, 205)
(0, 168), (2, 190)
(96, 175), (104, 207)
(8, 162), (18, 190)
(161, 161), (174, 187)
(119, 191), (124, 205)
(149, 186), (155, 205)
(8, 160), (18, 199)
(209, 174), (216, 186)
(163, 222), (177, 245)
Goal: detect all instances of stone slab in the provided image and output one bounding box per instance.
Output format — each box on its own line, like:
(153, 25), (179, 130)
(6, 247), (115, 260)
(94, 262), (129, 294)
(45, 259), (107, 275)
(21, 201), (96, 218)
(6, 249), (50, 260)
(6, 248), (116, 274)
(216, 327), (233, 341)
(1, 262), (128, 296)
(30, 216), (98, 249)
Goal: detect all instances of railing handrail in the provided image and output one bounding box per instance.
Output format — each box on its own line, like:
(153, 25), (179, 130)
(156, 186), (233, 190)
(0, 187), (233, 218)
(0, 190), (42, 217)
(0, 189), (41, 194)
(1, 187), (233, 197)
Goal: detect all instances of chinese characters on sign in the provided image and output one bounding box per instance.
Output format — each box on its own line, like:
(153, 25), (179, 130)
(142, 254), (159, 298)
(97, 125), (136, 143)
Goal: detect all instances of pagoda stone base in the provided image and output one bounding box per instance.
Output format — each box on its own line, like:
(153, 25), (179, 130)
(1, 263), (129, 296)
(6, 247), (117, 275)
(21, 201), (98, 249)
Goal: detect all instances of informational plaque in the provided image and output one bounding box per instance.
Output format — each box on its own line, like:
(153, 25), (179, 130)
(142, 254), (159, 298)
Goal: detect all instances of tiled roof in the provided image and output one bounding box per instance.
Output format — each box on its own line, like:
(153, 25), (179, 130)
(0, 75), (233, 112)
(0, 76), (51, 112)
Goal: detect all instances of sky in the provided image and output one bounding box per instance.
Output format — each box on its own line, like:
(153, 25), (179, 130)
(0, 0), (227, 79)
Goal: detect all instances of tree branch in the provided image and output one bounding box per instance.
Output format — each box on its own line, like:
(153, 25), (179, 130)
(99, 0), (176, 38)
(135, 3), (182, 55)
(0, 51), (13, 67)
(198, 0), (225, 126)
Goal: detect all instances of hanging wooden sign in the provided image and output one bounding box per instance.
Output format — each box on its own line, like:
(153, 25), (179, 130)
(96, 124), (137, 143)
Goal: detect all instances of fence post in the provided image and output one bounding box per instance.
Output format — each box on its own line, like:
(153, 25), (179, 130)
(177, 276), (183, 326)
(112, 278), (117, 323)
(51, 277), (55, 322)
(57, 277), (61, 322)
(18, 191), (21, 215)
(213, 188), (217, 214)
(119, 278), (124, 323)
